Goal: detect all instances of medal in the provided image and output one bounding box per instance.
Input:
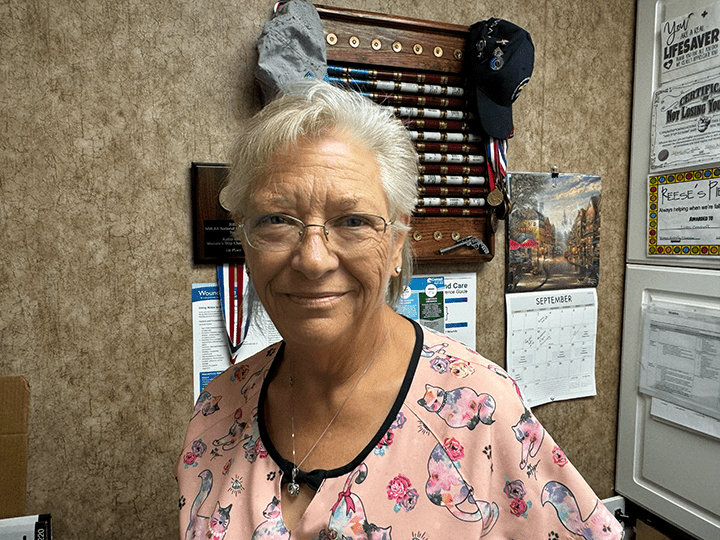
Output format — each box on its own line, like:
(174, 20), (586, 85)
(487, 188), (504, 207)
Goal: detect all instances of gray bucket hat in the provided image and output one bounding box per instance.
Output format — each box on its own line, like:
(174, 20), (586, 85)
(255, 0), (328, 103)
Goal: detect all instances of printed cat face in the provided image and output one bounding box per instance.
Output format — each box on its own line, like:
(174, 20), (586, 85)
(263, 497), (281, 519)
(209, 501), (232, 533)
(366, 524), (392, 540)
(418, 385), (445, 412)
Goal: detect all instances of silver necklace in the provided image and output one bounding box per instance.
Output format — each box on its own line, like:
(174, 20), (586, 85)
(287, 330), (390, 497)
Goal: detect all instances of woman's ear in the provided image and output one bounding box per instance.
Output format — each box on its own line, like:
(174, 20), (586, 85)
(391, 214), (410, 269)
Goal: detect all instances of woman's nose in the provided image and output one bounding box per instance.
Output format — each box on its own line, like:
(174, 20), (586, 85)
(290, 225), (339, 278)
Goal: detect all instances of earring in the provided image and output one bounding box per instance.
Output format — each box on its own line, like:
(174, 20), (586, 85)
(394, 266), (402, 275)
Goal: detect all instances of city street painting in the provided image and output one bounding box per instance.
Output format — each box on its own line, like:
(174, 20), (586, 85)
(506, 172), (601, 293)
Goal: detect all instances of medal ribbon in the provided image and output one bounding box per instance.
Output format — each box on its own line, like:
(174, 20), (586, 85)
(217, 263), (249, 362)
(486, 137), (508, 192)
(486, 140), (496, 191)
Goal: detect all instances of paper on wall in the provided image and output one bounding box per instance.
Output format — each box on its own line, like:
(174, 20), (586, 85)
(192, 279), (280, 403)
(506, 288), (598, 408)
(660, 2), (720, 85)
(639, 301), (720, 420)
(396, 273), (477, 350)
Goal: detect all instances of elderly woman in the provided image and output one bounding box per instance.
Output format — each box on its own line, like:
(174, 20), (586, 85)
(176, 81), (622, 540)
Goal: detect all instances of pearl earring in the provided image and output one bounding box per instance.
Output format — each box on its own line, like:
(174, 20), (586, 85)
(395, 266), (402, 275)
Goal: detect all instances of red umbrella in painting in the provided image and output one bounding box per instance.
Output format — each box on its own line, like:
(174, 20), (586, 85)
(520, 238), (538, 248)
(509, 239), (521, 250)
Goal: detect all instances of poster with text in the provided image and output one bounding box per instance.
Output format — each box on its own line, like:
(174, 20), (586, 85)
(661, 2), (720, 84)
(648, 168), (720, 256)
(397, 273), (477, 350)
(192, 282), (280, 403)
(192, 284), (231, 402)
(651, 69), (720, 171)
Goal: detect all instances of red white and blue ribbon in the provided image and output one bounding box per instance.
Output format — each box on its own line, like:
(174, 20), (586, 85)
(217, 264), (249, 362)
(486, 137), (508, 191)
(487, 137), (507, 196)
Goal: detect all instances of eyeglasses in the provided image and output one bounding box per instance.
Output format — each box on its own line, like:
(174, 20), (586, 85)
(240, 213), (393, 252)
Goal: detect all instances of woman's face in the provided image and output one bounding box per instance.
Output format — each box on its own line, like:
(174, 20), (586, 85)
(242, 131), (406, 347)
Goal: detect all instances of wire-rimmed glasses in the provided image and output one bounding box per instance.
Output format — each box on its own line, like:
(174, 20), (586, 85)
(240, 213), (393, 252)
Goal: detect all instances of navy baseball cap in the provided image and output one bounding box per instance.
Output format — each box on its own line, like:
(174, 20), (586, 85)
(467, 18), (534, 139)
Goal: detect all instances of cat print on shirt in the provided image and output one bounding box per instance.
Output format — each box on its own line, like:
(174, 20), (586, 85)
(251, 497), (290, 540)
(541, 481), (620, 540)
(241, 408), (268, 463)
(240, 366), (268, 403)
(213, 418), (251, 451)
(417, 384), (496, 430)
(185, 469), (233, 540)
(421, 343), (449, 357)
(192, 390), (222, 420)
(425, 443), (499, 535)
(512, 408), (545, 470)
(324, 463), (392, 540)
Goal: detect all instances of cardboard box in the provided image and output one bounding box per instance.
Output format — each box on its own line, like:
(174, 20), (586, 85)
(0, 377), (30, 519)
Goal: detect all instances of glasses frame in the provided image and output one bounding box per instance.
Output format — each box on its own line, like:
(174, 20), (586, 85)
(240, 212), (394, 252)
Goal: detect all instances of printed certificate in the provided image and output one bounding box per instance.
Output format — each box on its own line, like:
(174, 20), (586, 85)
(651, 69), (720, 172)
(648, 169), (720, 256)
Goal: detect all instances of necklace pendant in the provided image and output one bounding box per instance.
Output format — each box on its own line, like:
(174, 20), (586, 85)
(287, 466), (300, 497)
(287, 481), (300, 497)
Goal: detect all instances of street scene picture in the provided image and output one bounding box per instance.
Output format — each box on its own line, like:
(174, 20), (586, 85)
(506, 172), (601, 293)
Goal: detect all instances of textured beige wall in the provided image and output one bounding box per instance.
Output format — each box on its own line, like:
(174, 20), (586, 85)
(0, 0), (635, 537)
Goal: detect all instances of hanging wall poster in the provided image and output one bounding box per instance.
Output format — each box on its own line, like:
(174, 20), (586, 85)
(661, 2), (720, 85)
(650, 68), (720, 171)
(396, 273), (477, 349)
(506, 172), (601, 293)
(648, 168), (720, 256)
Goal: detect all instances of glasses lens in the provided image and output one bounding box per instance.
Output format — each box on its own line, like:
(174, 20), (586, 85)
(243, 214), (301, 251)
(326, 214), (387, 245)
(243, 213), (389, 252)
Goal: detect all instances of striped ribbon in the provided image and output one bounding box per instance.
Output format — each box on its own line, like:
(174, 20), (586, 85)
(217, 263), (249, 362)
(486, 137), (508, 191)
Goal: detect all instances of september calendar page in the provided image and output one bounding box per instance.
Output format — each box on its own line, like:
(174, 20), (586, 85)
(505, 288), (598, 407)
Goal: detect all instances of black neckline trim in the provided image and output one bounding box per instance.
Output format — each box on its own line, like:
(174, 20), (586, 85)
(257, 318), (424, 492)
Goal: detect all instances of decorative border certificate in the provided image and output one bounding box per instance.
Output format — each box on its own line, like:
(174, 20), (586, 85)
(648, 168), (720, 256)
